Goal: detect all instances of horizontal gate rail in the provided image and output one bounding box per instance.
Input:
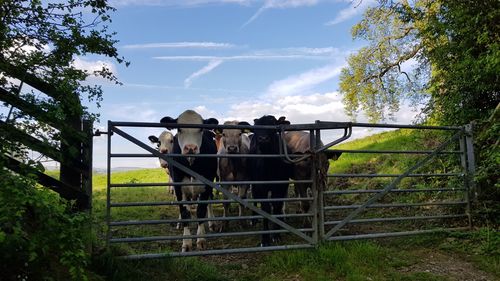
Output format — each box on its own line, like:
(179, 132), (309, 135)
(110, 228), (315, 243)
(328, 173), (462, 178)
(324, 214), (467, 225)
(325, 188), (466, 194)
(324, 201), (467, 210)
(110, 153), (308, 158)
(109, 180), (312, 188)
(328, 149), (461, 154)
(326, 227), (469, 241)
(121, 244), (315, 260)
(110, 197), (314, 207)
(110, 213), (313, 226)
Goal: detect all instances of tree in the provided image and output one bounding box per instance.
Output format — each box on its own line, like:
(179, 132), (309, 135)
(0, 1), (126, 279)
(339, 0), (499, 125)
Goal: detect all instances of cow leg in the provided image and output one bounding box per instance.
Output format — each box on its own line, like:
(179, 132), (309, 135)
(207, 201), (217, 232)
(182, 226), (192, 252)
(195, 186), (211, 250)
(295, 182), (309, 214)
(253, 184), (271, 247)
(220, 185), (231, 232)
(238, 184), (250, 227)
(270, 184), (288, 244)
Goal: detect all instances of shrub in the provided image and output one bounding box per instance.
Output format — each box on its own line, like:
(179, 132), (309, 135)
(0, 167), (90, 281)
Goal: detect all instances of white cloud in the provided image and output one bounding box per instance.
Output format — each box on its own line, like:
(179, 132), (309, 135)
(324, 0), (376, 26)
(243, 0), (319, 27)
(184, 59), (224, 88)
(122, 42), (237, 49)
(107, 104), (158, 122)
(266, 63), (344, 97)
(73, 57), (117, 76)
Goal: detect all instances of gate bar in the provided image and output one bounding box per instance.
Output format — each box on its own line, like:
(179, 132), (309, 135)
(324, 201), (467, 210)
(324, 131), (462, 238)
(110, 213), (312, 226)
(110, 197), (313, 207)
(325, 188), (466, 195)
(109, 179), (312, 188)
(326, 227), (469, 241)
(328, 173), (462, 178)
(325, 214), (467, 225)
(110, 228), (314, 243)
(111, 125), (315, 244)
(119, 244), (315, 260)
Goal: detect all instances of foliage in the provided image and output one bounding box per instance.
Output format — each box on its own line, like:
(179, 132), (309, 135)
(0, 2), (127, 279)
(0, 166), (90, 281)
(0, 0), (128, 119)
(473, 106), (500, 225)
(339, 0), (499, 125)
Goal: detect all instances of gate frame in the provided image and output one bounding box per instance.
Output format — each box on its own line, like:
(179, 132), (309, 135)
(104, 120), (474, 259)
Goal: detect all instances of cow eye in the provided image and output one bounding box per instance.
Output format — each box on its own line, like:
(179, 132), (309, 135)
(178, 128), (183, 133)
(170, 139), (173, 143)
(222, 133), (226, 137)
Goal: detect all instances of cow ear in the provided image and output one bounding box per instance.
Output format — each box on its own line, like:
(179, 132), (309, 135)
(238, 121), (252, 133)
(148, 135), (159, 144)
(160, 116), (177, 130)
(204, 118), (219, 125)
(277, 116), (290, 125)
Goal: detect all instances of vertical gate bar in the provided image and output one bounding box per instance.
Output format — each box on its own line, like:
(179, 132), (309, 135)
(309, 129), (318, 245)
(459, 129), (472, 229)
(465, 123), (476, 199)
(106, 121), (112, 247)
(315, 124), (325, 241)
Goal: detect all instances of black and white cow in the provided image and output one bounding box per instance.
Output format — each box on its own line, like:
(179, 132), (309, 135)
(160, 109), (219, 252)
(249, 115), (293, 247)
(284, 131), (342, 214)
(215, 120), (251, 230)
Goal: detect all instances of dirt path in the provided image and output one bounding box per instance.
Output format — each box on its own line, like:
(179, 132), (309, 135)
(398, 249), (497, 281)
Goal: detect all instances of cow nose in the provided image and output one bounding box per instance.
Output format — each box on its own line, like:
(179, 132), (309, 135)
(183, 144), (198, 154)
(227, 146), (238, 153)
(160, 148), (168, 153)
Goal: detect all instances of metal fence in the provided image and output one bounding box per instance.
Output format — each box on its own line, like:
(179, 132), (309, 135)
(105, 120), (475, 259)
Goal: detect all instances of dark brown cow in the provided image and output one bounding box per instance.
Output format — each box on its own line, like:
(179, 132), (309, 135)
(284, 131), (341, 214)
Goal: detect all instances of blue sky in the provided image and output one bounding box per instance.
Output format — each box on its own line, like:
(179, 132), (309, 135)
(74, 0), (419, 169)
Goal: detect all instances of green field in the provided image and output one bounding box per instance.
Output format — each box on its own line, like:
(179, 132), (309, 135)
(86, 129), (499, 280)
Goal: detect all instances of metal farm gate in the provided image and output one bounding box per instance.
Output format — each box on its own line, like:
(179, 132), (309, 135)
(104, 121), (475, 259)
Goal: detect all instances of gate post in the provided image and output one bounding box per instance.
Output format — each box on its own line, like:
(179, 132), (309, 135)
(314, 122), (325, 242)
(459, 125), (474, 229)
(309, 129), (319, 245)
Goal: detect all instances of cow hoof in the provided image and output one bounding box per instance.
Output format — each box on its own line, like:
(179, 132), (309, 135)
(271, 234), (282, 244)
(209, 222), (218, 233)
(182, 239), (192, 252)
(182, 244), (192, 252)
(197, 238), (207, 251)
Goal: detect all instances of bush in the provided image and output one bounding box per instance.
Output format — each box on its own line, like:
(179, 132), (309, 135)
(0, 168), (90, 281)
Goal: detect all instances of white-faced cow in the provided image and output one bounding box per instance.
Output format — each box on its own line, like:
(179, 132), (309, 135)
(148, 130), (175, 194)
(215, 120), (251, 230)
(284, 131), (342, 214)
(249, 115), (293, 247)
(160, 109), (219, 252)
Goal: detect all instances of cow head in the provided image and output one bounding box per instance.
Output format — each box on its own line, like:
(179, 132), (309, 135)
(160, 110), (218, 163)
(252, 115), (289, 153)
(215, 120), (251, 154)
(148, 131), (174, 168)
